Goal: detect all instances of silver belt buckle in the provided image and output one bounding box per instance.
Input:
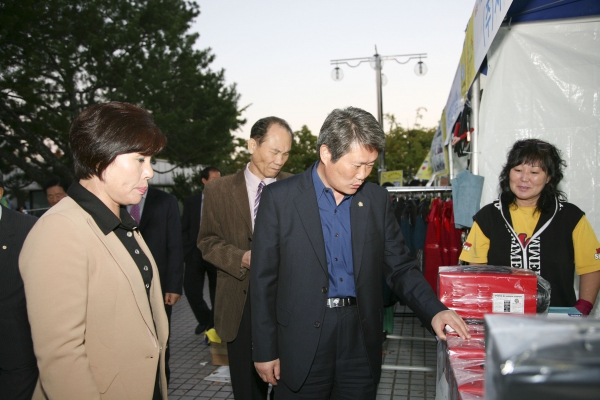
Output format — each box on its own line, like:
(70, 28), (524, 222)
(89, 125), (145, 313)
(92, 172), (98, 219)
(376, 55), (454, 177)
(327, 297), (343, 308)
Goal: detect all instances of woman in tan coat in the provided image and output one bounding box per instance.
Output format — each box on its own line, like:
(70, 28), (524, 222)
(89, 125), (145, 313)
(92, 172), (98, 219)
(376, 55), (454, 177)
(20, 102), (170, 399)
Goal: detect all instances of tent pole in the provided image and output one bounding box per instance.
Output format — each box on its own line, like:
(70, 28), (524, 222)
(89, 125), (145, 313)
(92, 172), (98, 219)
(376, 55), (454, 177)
(471, 73), (481, 175)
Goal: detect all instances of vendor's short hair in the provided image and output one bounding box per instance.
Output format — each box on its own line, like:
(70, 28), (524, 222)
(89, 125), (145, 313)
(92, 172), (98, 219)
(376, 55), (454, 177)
(70, 102), (167, 180)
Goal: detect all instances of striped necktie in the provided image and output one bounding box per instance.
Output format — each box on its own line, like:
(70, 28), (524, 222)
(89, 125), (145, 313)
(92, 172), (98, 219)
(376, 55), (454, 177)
(130, 203), (141, 224)
(253, 181), (265, 219)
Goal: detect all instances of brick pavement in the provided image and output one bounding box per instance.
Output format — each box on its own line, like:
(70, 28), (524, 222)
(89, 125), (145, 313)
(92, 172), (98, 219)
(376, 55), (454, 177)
(168, 290), (437, 400)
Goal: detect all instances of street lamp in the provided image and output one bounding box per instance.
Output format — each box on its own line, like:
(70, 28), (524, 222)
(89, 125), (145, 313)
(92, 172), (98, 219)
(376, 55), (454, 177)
(330, 47), (427, 177)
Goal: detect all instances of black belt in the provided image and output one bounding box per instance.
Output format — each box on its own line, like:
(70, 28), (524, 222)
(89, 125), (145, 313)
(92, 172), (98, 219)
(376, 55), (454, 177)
(326, 297), (356, 308)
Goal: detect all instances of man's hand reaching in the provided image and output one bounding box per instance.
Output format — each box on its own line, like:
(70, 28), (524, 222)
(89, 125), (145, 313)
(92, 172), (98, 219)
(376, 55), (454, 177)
(431, 310), (471, 340)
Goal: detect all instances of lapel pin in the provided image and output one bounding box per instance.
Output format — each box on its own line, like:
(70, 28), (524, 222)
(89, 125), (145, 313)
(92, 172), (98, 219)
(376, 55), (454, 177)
(358, 202), (364, 207)
(2, 245), (6, 249)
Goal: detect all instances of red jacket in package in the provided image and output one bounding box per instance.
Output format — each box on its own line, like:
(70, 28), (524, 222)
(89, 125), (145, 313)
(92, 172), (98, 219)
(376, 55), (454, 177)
(438, 265), (538, 320)
(446, 335), (486, 360)
(447, 357), (485, 400)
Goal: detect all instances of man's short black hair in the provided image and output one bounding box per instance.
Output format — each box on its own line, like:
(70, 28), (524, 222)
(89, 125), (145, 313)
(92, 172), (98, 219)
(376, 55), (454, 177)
(201, 166), (221, 182)
(43, 177), (71, 193)
(250, 116), (293, 145)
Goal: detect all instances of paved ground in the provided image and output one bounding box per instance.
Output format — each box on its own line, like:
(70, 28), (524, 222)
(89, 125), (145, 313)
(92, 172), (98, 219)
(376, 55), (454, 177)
(168, 291), (437, 400)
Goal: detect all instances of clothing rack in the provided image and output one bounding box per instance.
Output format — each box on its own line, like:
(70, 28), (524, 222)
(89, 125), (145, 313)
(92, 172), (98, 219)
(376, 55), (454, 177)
(386, 186), (453, 194)
(381, 186), (452, 372)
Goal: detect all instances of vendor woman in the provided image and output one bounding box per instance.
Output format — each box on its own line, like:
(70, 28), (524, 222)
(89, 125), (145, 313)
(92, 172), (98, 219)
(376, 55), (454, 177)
(459, 139), (600, 315)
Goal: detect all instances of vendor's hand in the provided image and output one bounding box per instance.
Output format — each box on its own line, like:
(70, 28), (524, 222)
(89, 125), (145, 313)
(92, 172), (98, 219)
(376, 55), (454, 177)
(164, 293), (181, 306)
(432, 310), (470, 340)
(255, 359), (280, 386)
(241, 250), (251, 269)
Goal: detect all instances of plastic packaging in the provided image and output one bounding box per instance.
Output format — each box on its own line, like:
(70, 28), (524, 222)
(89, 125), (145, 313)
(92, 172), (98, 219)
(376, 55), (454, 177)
(485, 314), (600, 400)
(438, 265), (539, 319)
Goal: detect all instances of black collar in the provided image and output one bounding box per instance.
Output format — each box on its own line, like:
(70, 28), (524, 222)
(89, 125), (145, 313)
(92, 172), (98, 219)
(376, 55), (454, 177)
(68, 181), (138, 235)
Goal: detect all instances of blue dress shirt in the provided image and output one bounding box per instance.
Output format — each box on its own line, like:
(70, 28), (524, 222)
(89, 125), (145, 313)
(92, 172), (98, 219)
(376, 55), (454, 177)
(312, 163), (356, 298)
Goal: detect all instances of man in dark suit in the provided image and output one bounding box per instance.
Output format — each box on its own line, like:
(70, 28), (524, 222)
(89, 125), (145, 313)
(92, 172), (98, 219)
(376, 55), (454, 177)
(199, 117), (293, 400)
(181, 166), (221, 334)
(0, 177), (38, 399)
(251, 107), (470, 399)
(130, 186), (184, 384)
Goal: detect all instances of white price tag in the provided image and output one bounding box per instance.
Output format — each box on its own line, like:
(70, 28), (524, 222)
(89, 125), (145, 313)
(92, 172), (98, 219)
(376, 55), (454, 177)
(492, 293), (525, 314)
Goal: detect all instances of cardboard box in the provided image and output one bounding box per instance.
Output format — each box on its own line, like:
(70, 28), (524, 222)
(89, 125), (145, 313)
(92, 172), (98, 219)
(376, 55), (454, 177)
(210, 342), (229, 366)
(438, 265), (538, 320)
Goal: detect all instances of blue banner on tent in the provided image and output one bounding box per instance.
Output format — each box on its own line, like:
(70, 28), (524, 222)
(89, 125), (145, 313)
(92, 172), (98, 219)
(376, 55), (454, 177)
(507, 0), (600, 23)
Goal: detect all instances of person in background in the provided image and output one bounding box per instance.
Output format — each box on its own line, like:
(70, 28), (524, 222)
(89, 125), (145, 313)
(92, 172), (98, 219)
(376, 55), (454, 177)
(251, 107), (468, 399)
(459, 138), (600, 315)
(181, 166), (221, 335)
(407, 179), (424, 187)
(0, 176), (38, 400)
(20, 101), (169, 399)
(43, 177), (70, 207)
(129, 185), (184, 384)
(198, 116), (293, 400)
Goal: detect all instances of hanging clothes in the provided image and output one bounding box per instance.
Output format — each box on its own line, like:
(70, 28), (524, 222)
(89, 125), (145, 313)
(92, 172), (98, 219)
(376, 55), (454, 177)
(423, 197), (444, 294)
(394, 196), (406, 227)
(440, 199), (463, 266)
(413, 198), (429, 273)
(400, 198), (418, 258)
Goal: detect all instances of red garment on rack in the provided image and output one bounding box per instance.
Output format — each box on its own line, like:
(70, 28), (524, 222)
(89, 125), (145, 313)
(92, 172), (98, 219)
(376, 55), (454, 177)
(423, 198), (443, 294)
(441, 200), (462, 266)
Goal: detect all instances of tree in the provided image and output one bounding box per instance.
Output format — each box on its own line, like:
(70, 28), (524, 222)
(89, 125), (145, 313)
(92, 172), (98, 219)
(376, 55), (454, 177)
(367, 112), (436, 183)
(285, 125), (318, 174)
(0, 0), (243, 189)
(169, 137), (249, 202)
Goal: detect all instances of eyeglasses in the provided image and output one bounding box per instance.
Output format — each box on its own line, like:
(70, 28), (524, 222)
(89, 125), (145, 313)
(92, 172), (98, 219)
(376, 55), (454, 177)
(516, 141), (552, 151)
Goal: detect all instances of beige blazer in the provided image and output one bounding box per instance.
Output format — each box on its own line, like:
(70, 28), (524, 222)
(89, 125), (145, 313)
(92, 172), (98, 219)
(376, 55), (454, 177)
(198, 170), (291, 342)
(19, 197), (169, 400)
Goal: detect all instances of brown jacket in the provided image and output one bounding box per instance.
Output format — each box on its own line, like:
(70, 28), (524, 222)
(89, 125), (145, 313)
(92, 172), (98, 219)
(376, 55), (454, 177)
(19, 197), (169, 400)
(198, 169), (292, 342)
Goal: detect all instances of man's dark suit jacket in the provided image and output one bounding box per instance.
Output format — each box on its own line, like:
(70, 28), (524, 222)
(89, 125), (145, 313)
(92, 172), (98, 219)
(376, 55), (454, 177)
(181, 192), (202, 259)
(139, 187), (184, 295)
(250, 167), (447, 391)
(0, 206), (37, 370)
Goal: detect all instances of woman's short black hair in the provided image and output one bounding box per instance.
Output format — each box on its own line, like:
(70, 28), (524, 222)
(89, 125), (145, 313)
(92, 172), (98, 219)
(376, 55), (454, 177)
(70, 102), (167, 180)
(498, 138), (567, 212)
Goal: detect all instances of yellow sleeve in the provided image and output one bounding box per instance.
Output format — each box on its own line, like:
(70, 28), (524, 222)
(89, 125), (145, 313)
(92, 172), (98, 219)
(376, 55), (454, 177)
(573, 215), (600, 275)
(458, 221), (490, 264)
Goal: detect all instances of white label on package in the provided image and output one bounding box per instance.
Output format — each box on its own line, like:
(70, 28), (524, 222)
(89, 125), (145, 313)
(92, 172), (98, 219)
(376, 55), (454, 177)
(492, 293), (525, 314)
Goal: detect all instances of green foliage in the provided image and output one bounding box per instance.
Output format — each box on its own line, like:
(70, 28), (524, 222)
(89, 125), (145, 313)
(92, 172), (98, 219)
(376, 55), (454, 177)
(285, 125), (318, 174)
(367, 113), (435, 183)
(0, 0), (243, 187)
(220, 137), (251, 176)
(171, 135), (253, 201)
(170, 170), (201, 202)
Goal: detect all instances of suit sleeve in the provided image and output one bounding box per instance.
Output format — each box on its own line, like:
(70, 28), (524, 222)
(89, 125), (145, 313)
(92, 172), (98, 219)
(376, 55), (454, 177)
(164, 195), (184, 294)
(19, 214), (101, 399)
(198, 182), (248, 281)
(383, 197), (447, 330)
(250, 186), (280, 362)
